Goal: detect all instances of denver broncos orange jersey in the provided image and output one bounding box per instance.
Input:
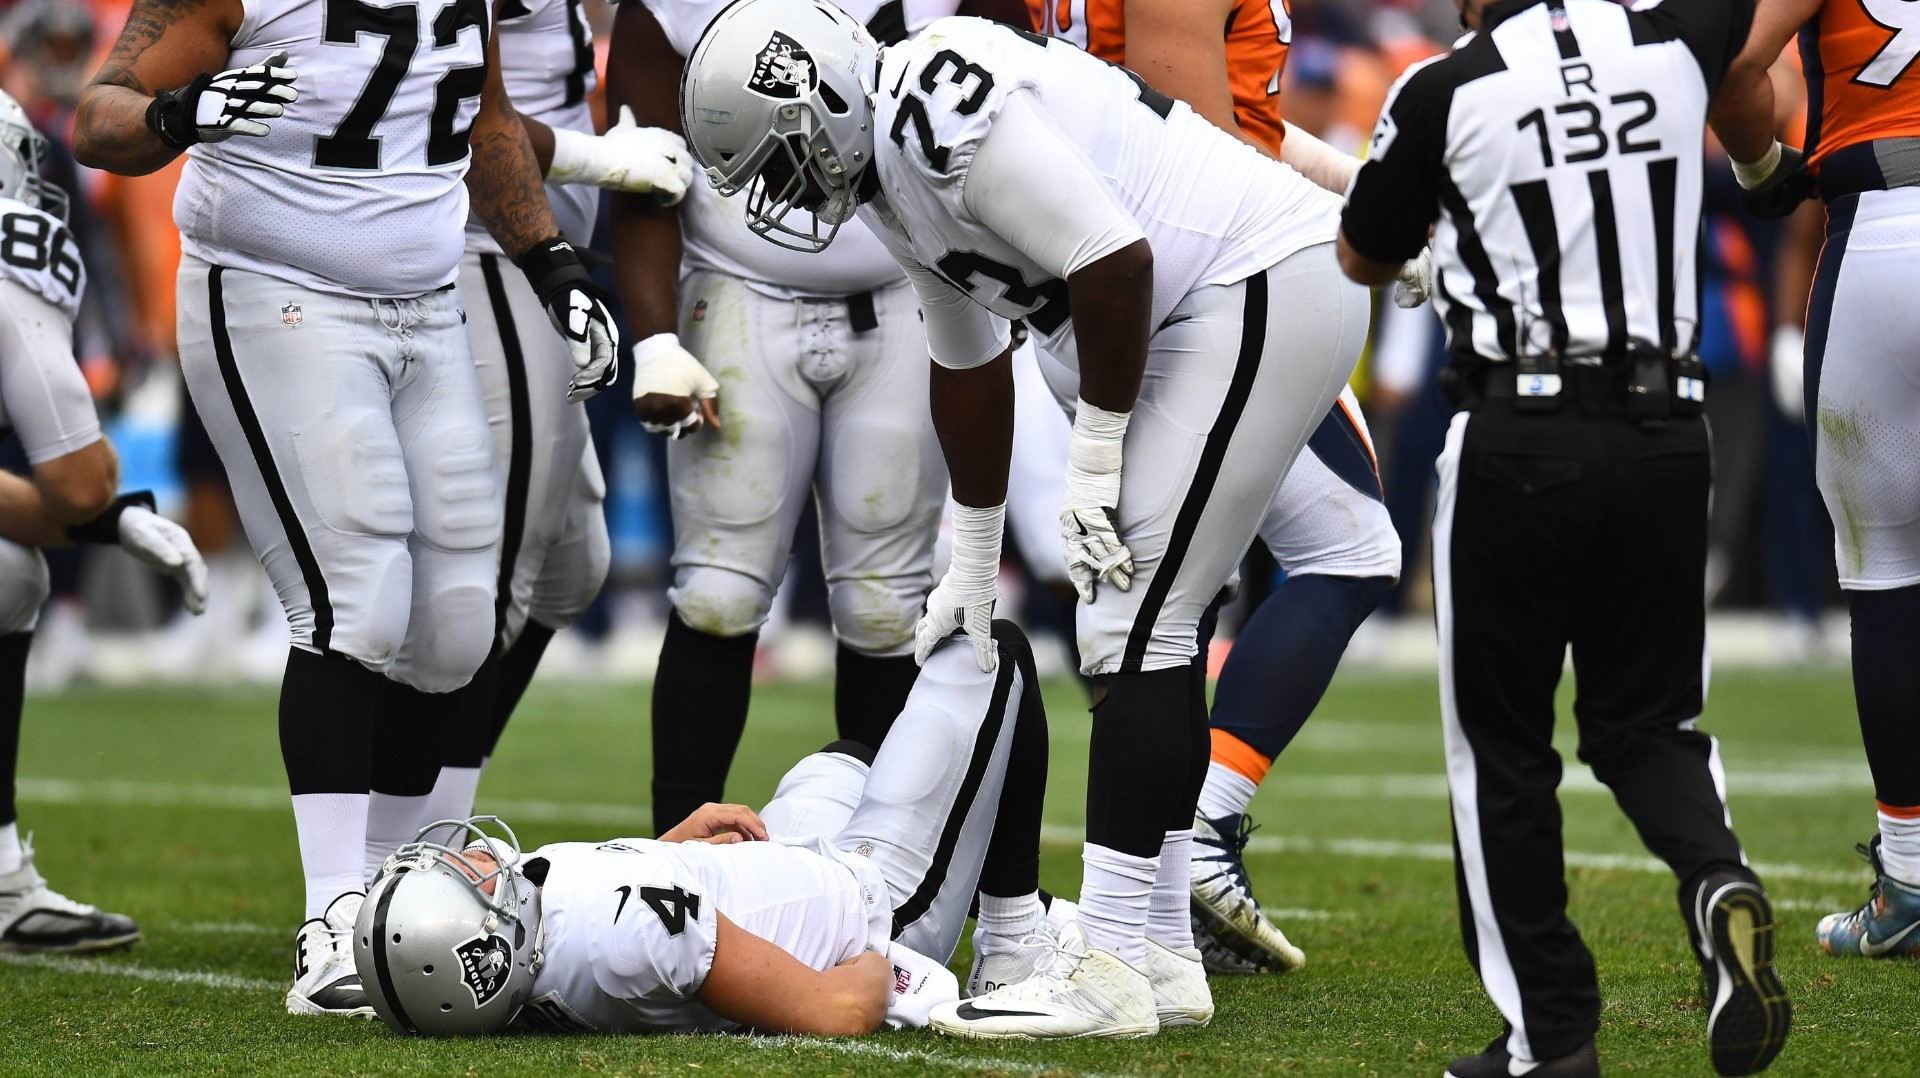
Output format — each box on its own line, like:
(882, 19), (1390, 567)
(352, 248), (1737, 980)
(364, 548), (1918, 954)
(1026, 0), (1293, 154)
(1801, 0), (1920, 172)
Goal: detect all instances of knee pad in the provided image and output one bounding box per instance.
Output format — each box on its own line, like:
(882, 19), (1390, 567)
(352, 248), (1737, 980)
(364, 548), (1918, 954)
(0, 540), (48, 634)
(828, 576), (923, 656)
(668, 566), (774, 638)
(388, 582), (494, 693)
(527, 502), (610, 633)
(761, 750), (870, 844)
(309, 541), (412, 667)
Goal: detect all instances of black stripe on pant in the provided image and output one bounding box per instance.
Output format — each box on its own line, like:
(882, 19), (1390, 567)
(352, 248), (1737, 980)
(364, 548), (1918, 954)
(206, 265), (336, 652)
(478, 254), (534, 640)
(1436, 404), (1749, 1060)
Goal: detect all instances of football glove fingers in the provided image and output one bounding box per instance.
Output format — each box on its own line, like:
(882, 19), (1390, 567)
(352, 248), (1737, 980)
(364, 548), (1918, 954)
(148, 51), (299, 147)
(592, 107), (694, 203)
(914, 581), (997, 671)
(514, 238), (623, 401)
(118, 505), (211, 615)
(1393, 246), (1435, 309)
(1061, 506), (1133, 604)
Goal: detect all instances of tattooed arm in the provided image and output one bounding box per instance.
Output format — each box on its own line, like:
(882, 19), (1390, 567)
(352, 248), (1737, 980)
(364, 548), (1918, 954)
(73, 0), (243, 175)
(467, 11), (562, 258)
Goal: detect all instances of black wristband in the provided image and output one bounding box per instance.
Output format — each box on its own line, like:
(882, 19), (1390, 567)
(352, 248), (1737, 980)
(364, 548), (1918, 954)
(66, 490), (156, 546)
(146, 73), (212, 151)
(514, 236), (592, 301)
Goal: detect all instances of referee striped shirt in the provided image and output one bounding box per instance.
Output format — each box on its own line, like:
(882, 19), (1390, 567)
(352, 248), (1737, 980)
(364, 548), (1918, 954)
(1342, 0), (1754, 363)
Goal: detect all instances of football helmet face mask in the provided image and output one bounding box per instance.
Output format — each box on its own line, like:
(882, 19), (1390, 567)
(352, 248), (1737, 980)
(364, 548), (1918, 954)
(353, 817), (545, 1037)
(0, 89), (65, 221)
(680, 0), (878, 252)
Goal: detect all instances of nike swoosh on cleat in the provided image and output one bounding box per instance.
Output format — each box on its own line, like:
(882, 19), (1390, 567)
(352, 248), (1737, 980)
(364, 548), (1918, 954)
(1858, 918), (1920, 956)
(954, 1002), (1055, 1020)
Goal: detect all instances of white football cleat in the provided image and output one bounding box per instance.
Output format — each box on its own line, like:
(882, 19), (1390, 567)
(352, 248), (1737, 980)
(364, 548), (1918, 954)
(931, 922), (1157, 1040)
(1190, 813), (1306, 973)
(0, 838), (139, 953)
(286, 891), (375, 1017)
(966, 897), (1080, 997)
(1144, 938), (1214, 1028)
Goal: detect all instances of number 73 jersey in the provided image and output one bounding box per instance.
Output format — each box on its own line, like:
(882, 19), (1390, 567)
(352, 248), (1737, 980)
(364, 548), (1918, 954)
(174, 0), (492, 298)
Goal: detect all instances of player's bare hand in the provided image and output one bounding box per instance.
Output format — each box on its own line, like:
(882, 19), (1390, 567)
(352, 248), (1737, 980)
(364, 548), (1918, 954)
(632, 334), (722, 437)
(661, 803), (768, 844)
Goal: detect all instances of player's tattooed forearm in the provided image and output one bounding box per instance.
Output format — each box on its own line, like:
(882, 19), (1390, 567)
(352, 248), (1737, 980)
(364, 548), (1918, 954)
(468, 104), (562, 257)
(88, 0), (212, 92)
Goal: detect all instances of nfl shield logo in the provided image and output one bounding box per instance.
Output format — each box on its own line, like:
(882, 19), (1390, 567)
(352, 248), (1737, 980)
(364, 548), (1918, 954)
(281, 303), (303, 328)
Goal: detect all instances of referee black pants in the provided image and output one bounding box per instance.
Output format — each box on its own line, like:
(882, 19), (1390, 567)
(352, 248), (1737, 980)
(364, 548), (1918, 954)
(1433, 403), (1752, 1062)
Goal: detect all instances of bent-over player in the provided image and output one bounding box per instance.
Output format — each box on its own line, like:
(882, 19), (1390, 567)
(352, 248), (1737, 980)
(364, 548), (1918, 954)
(355, 624), (1051, 1036)
(74, 0), (620, 1016)
(684, 5), (1369, 1038)
(0, 89), (210, 952)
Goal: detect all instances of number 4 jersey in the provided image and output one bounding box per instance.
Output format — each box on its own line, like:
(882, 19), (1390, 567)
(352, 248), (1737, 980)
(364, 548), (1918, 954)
(860, 17), (1340, 373)
(174, 0), (491, 298)
(514, 837), (888, 1033)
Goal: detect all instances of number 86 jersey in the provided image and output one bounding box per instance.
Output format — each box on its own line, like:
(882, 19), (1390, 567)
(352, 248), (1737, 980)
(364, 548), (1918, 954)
(174, 0), (491, 299)
(0, 198), (84, 322)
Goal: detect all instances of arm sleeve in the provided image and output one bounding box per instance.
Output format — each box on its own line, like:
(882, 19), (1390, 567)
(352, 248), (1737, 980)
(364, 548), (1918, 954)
(904, 256), (1012, 370)
(1341, 59), (1450, 266)
(1629, 0), (1757, 92)
(959, 90), (1145, 281)
(0, 282), (101, 466)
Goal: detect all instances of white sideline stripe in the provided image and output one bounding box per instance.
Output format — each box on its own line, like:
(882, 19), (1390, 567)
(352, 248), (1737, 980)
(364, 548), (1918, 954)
(750, 1035), (1133, 1078)
(19, 778), (1867, 885)
(1261, 908), (1352, 921)
(0, 952), (279, 992)
(168, 921), (281, 936)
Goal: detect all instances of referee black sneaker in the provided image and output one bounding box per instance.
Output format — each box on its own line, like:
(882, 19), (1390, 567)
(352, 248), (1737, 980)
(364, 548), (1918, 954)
(1444, 1036), (1598, 1078)
(1687, 873), (1791, 1076)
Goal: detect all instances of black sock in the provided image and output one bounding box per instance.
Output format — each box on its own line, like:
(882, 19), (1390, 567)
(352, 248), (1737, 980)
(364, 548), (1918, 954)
(280, 648), (381, 795)
(443, 644), (500, 771)
(1086, 666), (1194, 857)
(979, 623), (1049, 899)
(1850, 584), (1920, 808)
(833, 645), (919, 748)
(490, 621), (555, 757)
(651, 612), (757, 836)
(373, 679), (450, 798)
(0, 633), (30, 827)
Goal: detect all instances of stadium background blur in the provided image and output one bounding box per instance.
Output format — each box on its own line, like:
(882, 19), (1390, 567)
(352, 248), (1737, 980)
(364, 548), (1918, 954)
(0, 0), (1837, 691)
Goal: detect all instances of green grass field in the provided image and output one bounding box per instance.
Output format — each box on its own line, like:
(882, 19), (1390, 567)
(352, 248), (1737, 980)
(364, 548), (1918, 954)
(0, 666), (1909, 1076)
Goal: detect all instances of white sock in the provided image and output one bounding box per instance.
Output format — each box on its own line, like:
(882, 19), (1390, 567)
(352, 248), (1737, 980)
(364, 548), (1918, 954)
(976, 891), (1042, 955)
(364, 792), (432, 887)
(1147, 829), (1196, 951)
(1879, 811), (1920, 885)
(291, 792), (369, 920)
(0, 822), (19, 875)
(1195, 762), (1258, 822)
(423, 765), (483, 829)
(1079, 842), (1156, 969)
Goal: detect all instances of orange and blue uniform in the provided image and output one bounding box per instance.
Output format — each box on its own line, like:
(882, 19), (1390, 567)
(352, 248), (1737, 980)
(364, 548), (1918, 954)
(1800, 0), (1920, 197)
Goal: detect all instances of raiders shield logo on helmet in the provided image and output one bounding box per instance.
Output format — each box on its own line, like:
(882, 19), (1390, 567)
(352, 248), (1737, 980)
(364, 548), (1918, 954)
(746, 31), (816, 100)
(454, 933), (514, 1006)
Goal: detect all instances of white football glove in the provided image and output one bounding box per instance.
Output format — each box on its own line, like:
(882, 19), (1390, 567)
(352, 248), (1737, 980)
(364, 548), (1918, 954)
(1393, 247), (1435, 309)
(1061, 402), (1133, 604)
(1770, 325), (1805, 422)
(118, 505), (209, 615)
(548, 107), (695, 205)
(631, 332), (721, 437)
(148, 50), (299, 148)
(916, 502), (1001, 671)
(515, 239), (622, 402)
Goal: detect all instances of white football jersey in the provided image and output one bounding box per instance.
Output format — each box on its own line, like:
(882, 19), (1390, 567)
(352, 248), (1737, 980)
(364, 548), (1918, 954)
(518, 836), (888, 1033)
(642, 0), (961, 298)
(862, 18), (1342, 371)
(0, 198), (84, 322)
(465, 0), (599, 254)
(174, 0), (491, 298)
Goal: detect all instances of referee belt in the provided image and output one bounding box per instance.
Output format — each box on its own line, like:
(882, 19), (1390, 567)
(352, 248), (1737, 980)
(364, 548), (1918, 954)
(1445, 353), (1706, 425)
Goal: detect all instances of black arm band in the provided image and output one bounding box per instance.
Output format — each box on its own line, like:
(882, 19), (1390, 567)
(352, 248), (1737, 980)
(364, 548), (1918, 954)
(145, 74), (211, 151)
(66, 490), (156, 546)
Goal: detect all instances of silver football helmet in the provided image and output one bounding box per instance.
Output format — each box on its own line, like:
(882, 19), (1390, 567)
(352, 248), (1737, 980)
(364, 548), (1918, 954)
(0, 89), (65, 221)
(352, 817), (545, 1037)
(680, 0), (879, 252)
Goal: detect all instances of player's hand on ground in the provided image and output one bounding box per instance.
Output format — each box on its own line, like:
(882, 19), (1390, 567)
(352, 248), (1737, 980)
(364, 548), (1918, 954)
(148, 50), (299, 148)
(516, 238), (622, 401)
(1061, 402), (1133, 603)
(552, 107), (695, 204)
(118, 506), (210, 615)
(1393, 246), (1435, 308)
(631, 333), (722, 437)
(660, 803), (769, 844)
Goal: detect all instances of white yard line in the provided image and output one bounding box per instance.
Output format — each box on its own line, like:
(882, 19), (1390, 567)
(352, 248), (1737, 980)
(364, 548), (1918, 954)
(19, 778), (1869, 885)
(750, 1034), (1136, 1078)
(166, 921), (283, 936)
(0, 952), (280, 992)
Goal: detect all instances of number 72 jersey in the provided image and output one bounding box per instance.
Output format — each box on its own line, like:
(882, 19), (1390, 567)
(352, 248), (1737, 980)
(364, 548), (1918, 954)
(174, 0), (492, 298)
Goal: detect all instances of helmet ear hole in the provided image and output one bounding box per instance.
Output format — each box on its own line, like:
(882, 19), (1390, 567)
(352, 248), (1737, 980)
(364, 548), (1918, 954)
(422, 964), (435, 975)
(441, 1003), (453, 1012)
(818, 82), (849, 115)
